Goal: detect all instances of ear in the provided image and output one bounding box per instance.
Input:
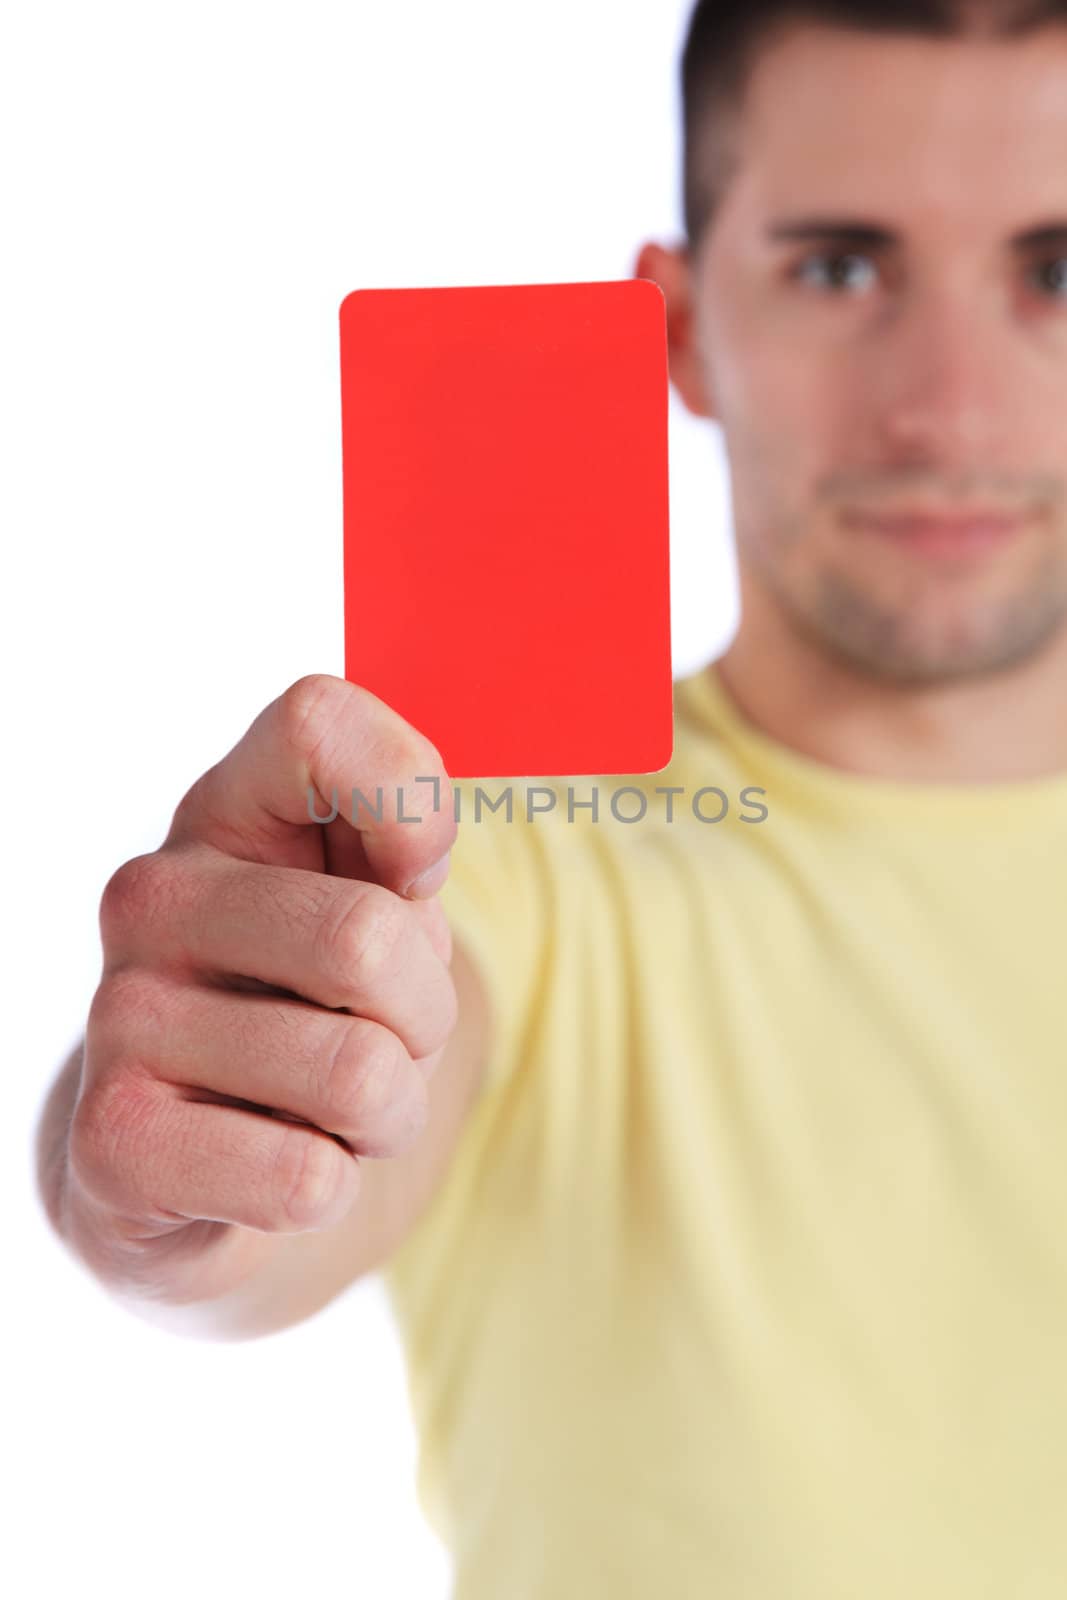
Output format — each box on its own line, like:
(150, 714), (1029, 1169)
(632, 239), (717, 422)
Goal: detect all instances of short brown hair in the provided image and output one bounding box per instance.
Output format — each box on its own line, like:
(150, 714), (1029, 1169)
(681, 0), (1067, 254)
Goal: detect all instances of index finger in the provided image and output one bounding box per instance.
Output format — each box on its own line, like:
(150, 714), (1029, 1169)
(163, 674), (458, 898)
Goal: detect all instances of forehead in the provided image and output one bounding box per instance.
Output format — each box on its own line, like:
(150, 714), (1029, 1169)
(728, 21), (1067, 230)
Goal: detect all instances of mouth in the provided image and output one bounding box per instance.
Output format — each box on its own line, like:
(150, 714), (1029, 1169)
(840, 506), (1036, 558)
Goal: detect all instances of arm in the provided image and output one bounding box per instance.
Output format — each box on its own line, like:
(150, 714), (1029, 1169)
(36, 672), (498, 1343)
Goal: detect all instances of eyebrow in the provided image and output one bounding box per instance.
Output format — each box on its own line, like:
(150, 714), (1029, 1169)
(763, 217), (1067, 253)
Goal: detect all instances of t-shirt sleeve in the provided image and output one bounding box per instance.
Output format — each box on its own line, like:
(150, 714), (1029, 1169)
(435, 778), (556, 1096)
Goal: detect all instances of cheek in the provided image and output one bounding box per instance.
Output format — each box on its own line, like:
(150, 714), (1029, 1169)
(699, 297), (853, 549)
(743, 374), (880, 553)
(716, 324), (840, 458)
(725, 432), (817, 568)
(720, 358), (833, 525)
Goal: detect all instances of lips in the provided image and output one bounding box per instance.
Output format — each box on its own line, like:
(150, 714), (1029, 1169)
(841, 507), (1034, 555)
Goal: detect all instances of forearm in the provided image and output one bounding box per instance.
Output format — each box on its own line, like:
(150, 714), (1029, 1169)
(35, 1041), (306, 1342)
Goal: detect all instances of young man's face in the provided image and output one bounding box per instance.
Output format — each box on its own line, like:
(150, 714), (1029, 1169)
(656, 21), (1067, 684)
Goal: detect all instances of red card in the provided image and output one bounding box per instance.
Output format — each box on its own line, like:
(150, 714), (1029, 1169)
(339, 279), (673, 778)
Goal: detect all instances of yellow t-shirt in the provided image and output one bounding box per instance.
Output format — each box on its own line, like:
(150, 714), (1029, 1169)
(380, 658), (1067, 1599)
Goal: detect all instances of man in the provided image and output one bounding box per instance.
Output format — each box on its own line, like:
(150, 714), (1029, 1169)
(35, 1), (1067, 1594)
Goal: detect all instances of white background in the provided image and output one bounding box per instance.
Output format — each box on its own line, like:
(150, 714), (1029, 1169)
(3, 2), (737, 1594)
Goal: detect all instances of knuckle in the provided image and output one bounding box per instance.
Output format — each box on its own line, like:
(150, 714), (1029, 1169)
(318, 885), (407, 994)
(271, 1126), (347, 1231)
(278, 674), (348, 765)
(323, 1024), (406, 1132)
(381, 725), (443, 788)
(68, 1068), (161, 1210)
(375, 736), (452, 826)
(86, 970), (167, 1059)
(98, 853), (167, 944)
(284, 674), (443, 782)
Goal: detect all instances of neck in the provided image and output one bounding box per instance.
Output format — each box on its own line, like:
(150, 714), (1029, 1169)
(713, 563), (1067, 784)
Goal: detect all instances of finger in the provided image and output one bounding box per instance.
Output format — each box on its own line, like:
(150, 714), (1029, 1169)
(73, 1076), (363, 1235)
(403, 894), (453, 967)
(163, 674), (457, 899)
(101, 846), (458, 1063)
(95, 971), (432, 1157)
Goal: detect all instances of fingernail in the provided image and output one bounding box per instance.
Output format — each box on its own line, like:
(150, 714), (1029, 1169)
(404, 850), (452, 898)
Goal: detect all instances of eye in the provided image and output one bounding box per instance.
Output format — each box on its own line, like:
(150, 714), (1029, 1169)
(790, 251), (878, 295)
(1027, 257), (1067, 299)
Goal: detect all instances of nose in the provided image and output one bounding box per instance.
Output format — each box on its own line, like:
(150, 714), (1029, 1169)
(873, 284), (1014, 462)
